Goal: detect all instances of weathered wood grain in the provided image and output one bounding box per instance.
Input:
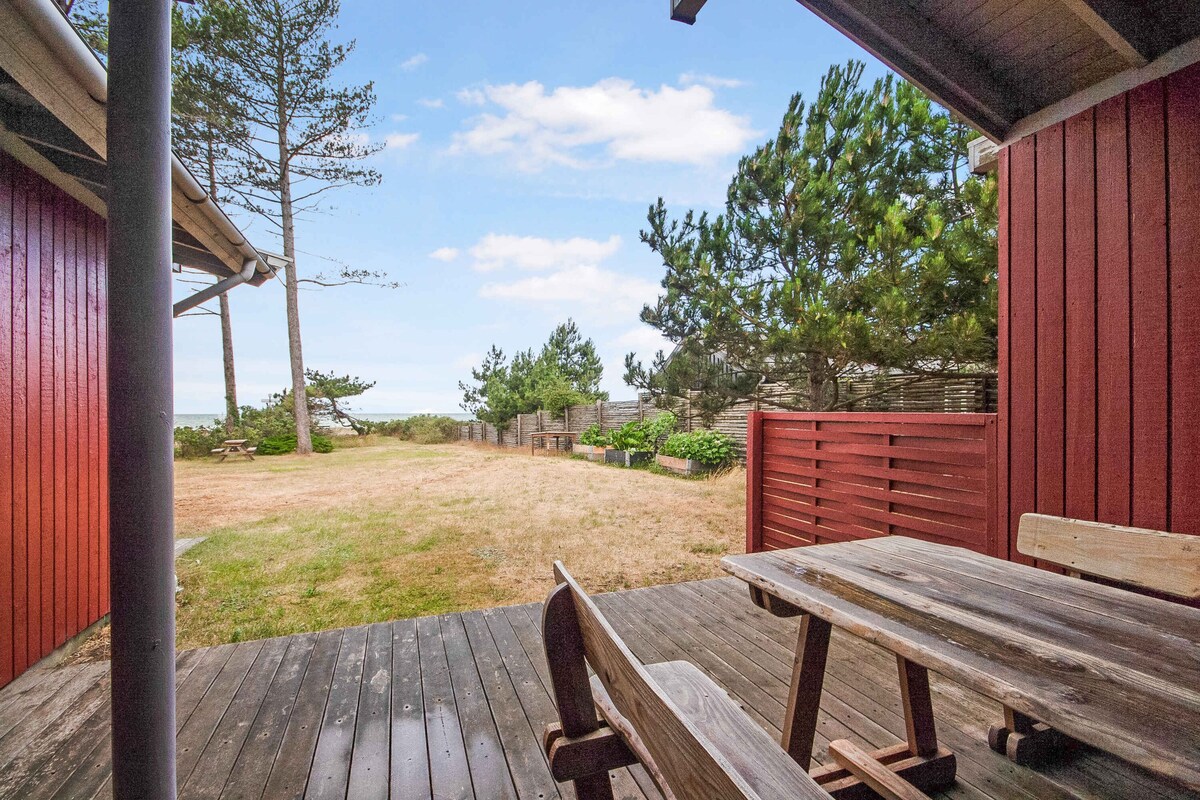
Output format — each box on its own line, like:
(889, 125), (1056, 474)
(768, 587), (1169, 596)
(723, 541), (1200, 791)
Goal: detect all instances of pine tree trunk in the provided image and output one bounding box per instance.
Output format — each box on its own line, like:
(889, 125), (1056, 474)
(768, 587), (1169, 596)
(808, 353), (827, 411)
(219, 291), (238, 433)
(275, 32), (312, 455)
(207, 137), (239, 435)
(280, 168), (312, 454)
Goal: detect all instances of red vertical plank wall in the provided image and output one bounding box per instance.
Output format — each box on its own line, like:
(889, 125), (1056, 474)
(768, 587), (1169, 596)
(999, 63), (1200, 558)
(0, 151), (109, 688)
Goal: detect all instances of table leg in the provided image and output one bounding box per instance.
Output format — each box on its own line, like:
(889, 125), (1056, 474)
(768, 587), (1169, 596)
(988, 706), (1070, 765)
(782, 614), (831, 769)
(807, 652), (956, 798)
(898, 656), (938, 757)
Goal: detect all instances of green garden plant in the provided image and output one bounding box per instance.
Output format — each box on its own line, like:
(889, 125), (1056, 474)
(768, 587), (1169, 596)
(660, 430), (735, 466)
(579, 423), (608, 447)
(607, 421), (647, 452)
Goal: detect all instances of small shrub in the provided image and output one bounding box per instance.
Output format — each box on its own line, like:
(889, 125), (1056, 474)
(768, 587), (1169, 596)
(660, 429), (735, 466)
(311, 434), (334, 453)
(173, 425), (227, 459)
(258, 434), (298, 455)
(579, 423), (608, 447)
(371, 419), (409, 437)
(407, 415), (461, 444)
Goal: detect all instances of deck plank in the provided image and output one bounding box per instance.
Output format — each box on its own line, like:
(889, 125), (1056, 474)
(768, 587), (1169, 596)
(346, 622), (392, 799)
(175, 640), (265, 788)
(442, 613), (519, 800)
(0, 578), (1193, 800)
(260, 628), (342, 800)
(305, 625), (368, 800)
(419, 614), (474, 800)
(181, 636), (290, 800)
(461, 609), (563, 800)
(219, 632), (319, 800)
(389, 618), (431, 799)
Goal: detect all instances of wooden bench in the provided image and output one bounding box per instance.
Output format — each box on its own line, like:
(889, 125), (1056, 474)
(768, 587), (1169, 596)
(541, 563), (933, 800)
(988, 513), (1200, 764)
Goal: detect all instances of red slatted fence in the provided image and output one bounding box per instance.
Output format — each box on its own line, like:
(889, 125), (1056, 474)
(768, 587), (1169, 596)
(1, 151), (109, 689)
(746, 412), (1001, 558)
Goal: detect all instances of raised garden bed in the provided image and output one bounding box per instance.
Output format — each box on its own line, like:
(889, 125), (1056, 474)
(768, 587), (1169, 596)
(577, 444), (607, 462)
(655, 453), (716, 477)
(605, 449), (653, 467)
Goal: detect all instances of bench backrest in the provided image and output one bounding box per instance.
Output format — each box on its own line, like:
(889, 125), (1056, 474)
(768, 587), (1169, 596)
(1017, 513), (1200, 599)
(548, 563), (812, 800)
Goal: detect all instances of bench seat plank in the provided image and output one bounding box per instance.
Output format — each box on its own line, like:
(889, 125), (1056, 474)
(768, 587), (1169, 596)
(590, 661), (829, 800)
(722, 538), (1200, 792)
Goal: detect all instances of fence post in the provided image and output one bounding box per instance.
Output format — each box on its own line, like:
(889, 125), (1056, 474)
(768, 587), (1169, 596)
(745, 411), (764, 553)
(516, 414), (522, 447)
(985, 414), (1001, 559)
(597, 400), (604, 431)
(564, 405), (570, 431)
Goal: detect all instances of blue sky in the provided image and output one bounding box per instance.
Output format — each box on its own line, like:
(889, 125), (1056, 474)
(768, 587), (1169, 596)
(171, 0), (891, 413)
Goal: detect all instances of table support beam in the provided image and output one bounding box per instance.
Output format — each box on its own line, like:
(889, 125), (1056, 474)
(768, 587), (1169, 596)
(782, 615), (832, 769)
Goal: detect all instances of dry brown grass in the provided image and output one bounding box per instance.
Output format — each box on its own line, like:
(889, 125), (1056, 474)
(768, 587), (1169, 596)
(173, 439), (745, 647)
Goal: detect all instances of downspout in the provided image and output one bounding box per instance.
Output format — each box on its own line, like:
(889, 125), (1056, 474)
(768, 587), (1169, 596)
(172, 258), (258, 318)
(10, 0), (269, 283)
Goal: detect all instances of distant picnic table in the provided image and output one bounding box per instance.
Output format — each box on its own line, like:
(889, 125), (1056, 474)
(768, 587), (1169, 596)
(529, 430), (578, 455)
(211, 439), (256, 462)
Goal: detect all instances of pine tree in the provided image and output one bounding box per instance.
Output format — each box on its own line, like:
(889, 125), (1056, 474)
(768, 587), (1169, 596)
(199, 0), (390, 453)
(627, 61), (997, 412)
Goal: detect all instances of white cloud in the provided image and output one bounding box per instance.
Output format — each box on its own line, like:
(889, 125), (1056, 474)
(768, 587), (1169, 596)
(418, 98), (445, 109)
(456, 88), (487, 106)
(679, 72), (746, 89)
(612, 326), (672, 359)
(480, 265), (658, 317)
(384, 132), (420, 150)
(449, 78), (757, 170)
(400, 53), (428, 71)
(429, 247), (460, 262)
(467, 233), (621, 273)
(389, 113), (409, 122)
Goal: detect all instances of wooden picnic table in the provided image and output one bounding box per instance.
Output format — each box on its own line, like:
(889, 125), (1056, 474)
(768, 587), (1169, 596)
(211, 439), (256, 462)
(529, 430), (578, 456)
(722, 536), (1200, 794)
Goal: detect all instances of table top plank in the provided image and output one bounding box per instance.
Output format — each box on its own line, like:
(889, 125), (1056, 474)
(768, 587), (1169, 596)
(817, 538), (1200, 689)
(722, 539), (1200, 791)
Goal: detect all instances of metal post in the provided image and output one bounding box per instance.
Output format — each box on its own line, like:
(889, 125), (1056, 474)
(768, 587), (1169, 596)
(106, 1), (176, 797)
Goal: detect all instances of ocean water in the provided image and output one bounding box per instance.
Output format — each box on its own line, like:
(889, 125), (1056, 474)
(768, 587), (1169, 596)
(174, 412), (472, 429)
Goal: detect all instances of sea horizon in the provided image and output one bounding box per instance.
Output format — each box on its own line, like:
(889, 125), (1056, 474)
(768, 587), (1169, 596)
(175, 411), (473, 429)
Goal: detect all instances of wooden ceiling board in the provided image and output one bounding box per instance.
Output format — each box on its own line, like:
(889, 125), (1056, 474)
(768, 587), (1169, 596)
(990, 12), (1090, 63)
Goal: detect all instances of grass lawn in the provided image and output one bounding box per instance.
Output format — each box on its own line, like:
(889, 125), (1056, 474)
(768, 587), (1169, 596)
(173, 438), (745, 648)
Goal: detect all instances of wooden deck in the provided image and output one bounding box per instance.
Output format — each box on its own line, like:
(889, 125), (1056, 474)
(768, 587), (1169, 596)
(0, 578), (1193, 800)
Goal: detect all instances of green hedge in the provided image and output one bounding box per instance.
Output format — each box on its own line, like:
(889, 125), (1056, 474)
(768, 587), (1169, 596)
(370, 415), (461, 443)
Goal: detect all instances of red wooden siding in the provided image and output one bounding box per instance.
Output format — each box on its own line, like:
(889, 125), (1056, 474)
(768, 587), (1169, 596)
(1, 150), (109, 688)
(746, 412), (1000, 557)
(998, 62), (1200, 559)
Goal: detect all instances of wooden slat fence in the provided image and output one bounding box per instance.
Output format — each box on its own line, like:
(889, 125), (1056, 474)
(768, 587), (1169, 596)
(746, 412), (1001, 558)
(459, 374), (997, 457)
